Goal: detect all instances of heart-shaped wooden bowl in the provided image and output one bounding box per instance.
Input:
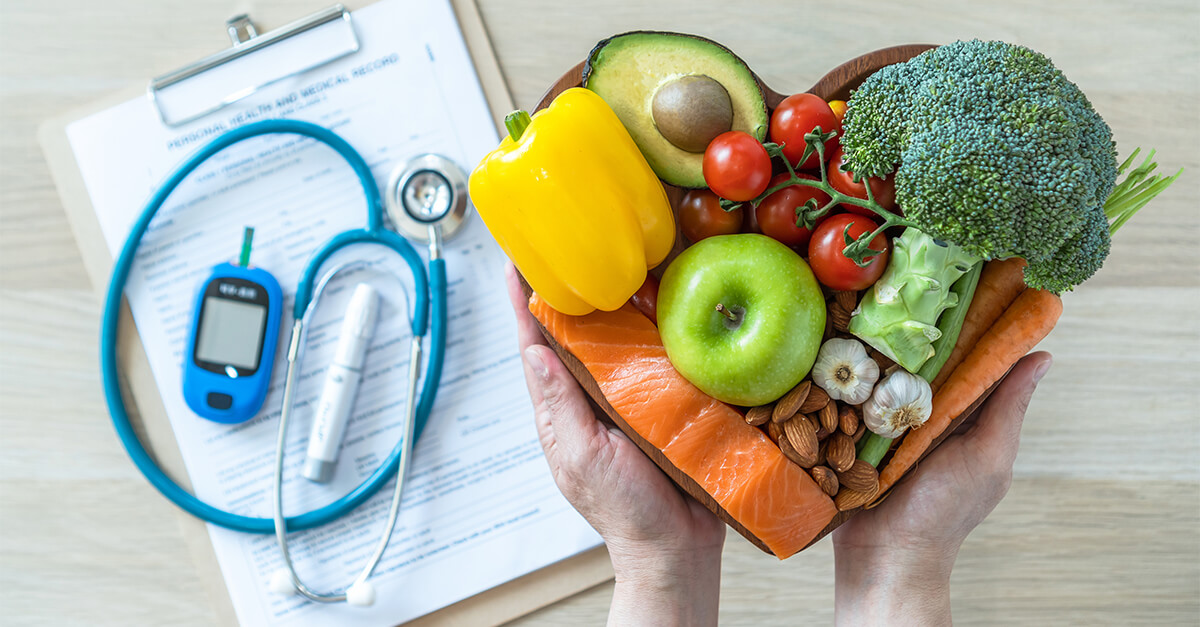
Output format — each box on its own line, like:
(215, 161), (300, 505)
(519, 43), (1006, 556)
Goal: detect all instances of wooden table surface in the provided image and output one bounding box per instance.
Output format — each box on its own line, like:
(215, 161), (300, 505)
(2, 0), (1197, 624)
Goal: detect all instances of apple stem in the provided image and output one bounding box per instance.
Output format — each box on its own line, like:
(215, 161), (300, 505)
(715, 303), (739, 323)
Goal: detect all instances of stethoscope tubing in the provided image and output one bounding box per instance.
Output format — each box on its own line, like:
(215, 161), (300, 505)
(100, 119), (447, 534)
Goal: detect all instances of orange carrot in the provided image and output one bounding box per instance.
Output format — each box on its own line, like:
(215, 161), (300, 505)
(876, 288), (1062, 496)
(930, 258), (1028, 393)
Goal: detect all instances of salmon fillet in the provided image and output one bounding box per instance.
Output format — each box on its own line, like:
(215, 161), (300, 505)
(530, 294), (837, 558)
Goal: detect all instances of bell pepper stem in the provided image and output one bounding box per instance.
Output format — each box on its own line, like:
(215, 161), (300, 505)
(505, 110), (532, 142)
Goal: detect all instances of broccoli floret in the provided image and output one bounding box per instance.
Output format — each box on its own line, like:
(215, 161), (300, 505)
(841, 39), (1118, 291)
(837, 40), (1119, 372)
(1023, 203), (1112, 294)
(837, 41), (1179, 373)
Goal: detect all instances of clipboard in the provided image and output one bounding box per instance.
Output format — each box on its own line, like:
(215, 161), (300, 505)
(37, 1), (612, 625)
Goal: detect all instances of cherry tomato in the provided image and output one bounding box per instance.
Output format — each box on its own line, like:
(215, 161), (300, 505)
(629, 274), (660, 324)
(741, 197), (762, 234)
(827, 144), (897, 215)
(679, 188), (743, 243)
(702, 131), (772, 201)
(808, 213), (890, 291)
(769, 93), (839, 170)
(828, 100), (848, 124)
(756, 173), (830, 249)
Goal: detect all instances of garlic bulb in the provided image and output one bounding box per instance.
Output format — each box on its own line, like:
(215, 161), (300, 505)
(812, 338), (879, 404)
(863, 369), (933, 439)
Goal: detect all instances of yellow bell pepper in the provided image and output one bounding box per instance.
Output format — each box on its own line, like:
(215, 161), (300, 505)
(469, 88), (675, 316)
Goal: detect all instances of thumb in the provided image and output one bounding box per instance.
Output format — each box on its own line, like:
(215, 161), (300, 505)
(962, 351), (1052, 471)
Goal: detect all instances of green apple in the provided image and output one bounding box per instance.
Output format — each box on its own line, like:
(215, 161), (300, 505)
(658, 233), (825, 406)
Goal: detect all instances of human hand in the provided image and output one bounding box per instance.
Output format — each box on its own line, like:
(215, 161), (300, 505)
(832, 352), (1053, 626)
(504, 264), (725, 626)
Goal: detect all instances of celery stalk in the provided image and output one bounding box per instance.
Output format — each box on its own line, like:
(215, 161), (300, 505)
(857, 260), (983, 468)
(916, 261), (983, 382)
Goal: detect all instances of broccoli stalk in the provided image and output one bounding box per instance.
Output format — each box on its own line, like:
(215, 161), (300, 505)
(847, 229), (980, 372)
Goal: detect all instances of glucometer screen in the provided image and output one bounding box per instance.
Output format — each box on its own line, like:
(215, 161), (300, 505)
(195, 297), (268, 371)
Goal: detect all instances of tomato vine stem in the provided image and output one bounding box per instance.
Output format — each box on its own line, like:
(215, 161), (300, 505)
(719, 127), (916, 265)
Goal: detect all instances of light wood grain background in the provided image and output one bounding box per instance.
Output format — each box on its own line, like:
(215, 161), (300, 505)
(2, 0), (1197, 625)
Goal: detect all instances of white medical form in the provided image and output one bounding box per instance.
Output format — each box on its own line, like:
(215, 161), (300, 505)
(61, 0), (602, 624)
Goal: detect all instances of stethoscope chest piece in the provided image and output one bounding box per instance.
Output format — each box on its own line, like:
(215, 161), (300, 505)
(385, 154), (470, 247)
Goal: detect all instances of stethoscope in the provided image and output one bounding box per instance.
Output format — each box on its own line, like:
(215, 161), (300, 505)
(100, 119), (469, 607)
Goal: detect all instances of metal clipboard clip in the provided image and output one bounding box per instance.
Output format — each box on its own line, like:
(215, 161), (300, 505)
(148, 5), (360, 127)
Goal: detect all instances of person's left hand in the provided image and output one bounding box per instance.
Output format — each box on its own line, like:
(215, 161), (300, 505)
(831, 351), (1052, 625)
(504, 264), (724, 626)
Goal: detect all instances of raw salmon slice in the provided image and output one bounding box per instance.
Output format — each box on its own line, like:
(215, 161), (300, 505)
(530, 294), (837, 558)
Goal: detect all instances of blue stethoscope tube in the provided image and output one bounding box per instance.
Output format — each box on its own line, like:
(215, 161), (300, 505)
(100, 119), (446, 534)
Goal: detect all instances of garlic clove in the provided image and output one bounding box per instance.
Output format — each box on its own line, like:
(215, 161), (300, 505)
(811, 338), (880, 405)
(863, 369), (933, 439)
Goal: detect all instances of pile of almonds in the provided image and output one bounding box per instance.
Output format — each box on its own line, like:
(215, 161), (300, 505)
(744, 289), (893, 512)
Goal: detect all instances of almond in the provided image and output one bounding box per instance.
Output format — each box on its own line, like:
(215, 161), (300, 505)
(835, 486), (878, 511)
(772, 381), (811, 423)
(826, 432), (856, 473)
(819, 400), (839, 433)
(834, 290), (858, 312)
(783, 415), (818, 466)
(779, 432), (817, 468)
(798, 385), (830, 414)
(812, 413), (832, 439)
(839, 405), (860, 436)
(837, 459), (880, 493)
(816, 439), (828, 466)
(767, 420), (783, 444)
(853, 421), (867, 443)
(745, 405), (772, 427)
(811, 466), (839, 497)
(829, 301), (852, 332)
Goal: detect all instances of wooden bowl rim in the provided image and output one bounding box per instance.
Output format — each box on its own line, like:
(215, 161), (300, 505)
(534, 42), (937, 112)
(522, 41), (1007, 557)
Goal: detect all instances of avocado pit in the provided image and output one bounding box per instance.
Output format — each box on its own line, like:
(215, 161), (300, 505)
(652, 75), (734, 153)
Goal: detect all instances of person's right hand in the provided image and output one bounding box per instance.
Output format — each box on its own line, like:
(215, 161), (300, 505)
(832, 351), (1052, 626)
(504, 264), (725, 626)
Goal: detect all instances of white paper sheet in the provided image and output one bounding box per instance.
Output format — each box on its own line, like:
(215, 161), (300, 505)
(64, 1), (602, 624)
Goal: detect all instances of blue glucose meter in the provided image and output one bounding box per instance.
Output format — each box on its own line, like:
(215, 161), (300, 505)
(183, 228), (282, 423)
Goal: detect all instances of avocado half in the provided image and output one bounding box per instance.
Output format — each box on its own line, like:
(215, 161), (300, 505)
(583, 32), (768, 188)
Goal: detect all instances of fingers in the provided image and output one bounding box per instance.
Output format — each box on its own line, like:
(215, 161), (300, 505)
(961, 351), (1052, 471)
(525, 345), (606, 456)
(506, 262), (606, 466)
(507, 263), (558, 455)
(524, 345), (612, 500)
(504, 262), (546, 352)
